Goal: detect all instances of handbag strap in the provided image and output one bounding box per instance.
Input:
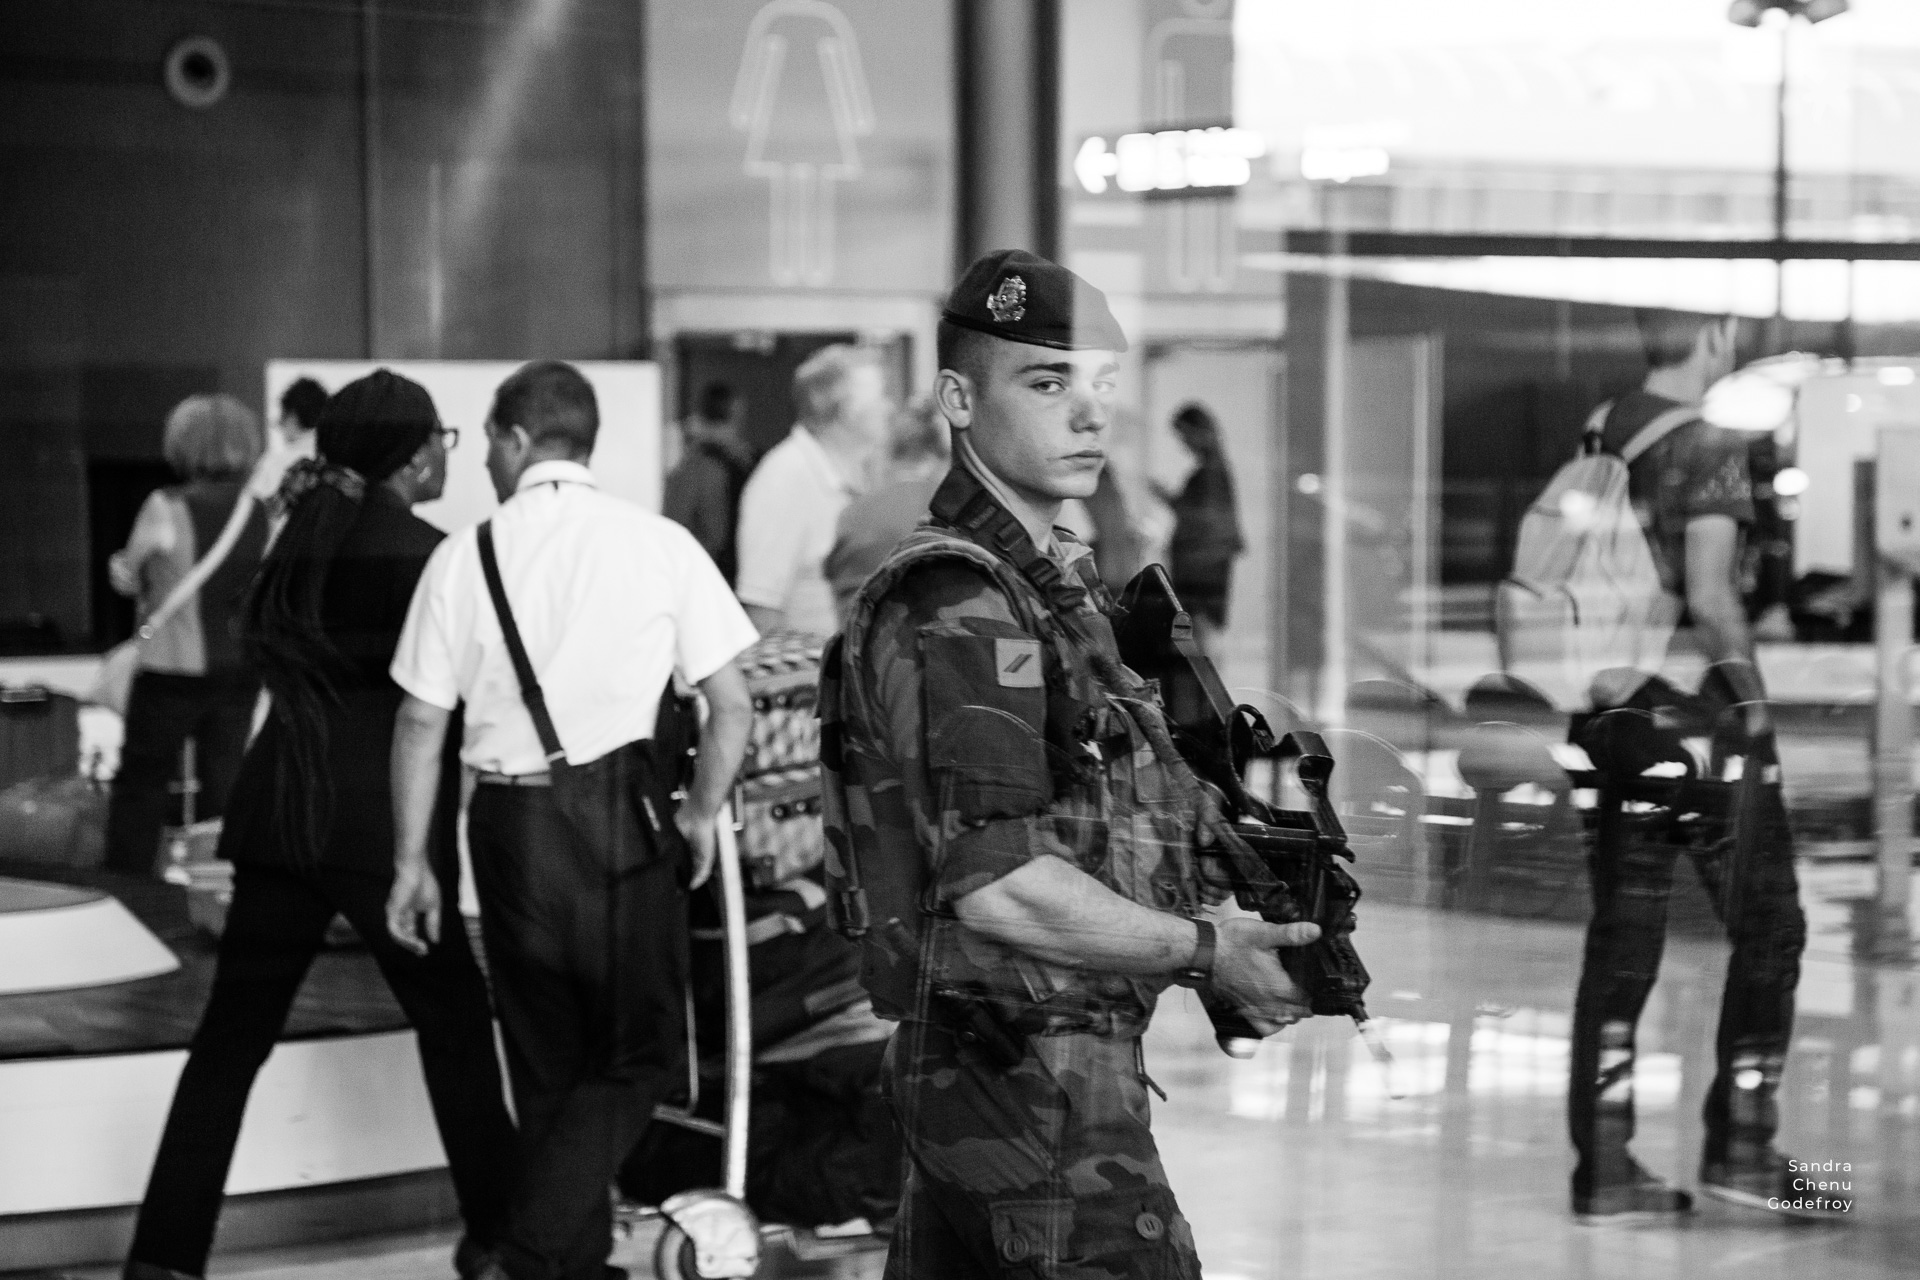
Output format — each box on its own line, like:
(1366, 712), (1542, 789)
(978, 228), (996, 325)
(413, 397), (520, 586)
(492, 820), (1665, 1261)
(476, 520), (567, 769)
(137, 490), (259, 641)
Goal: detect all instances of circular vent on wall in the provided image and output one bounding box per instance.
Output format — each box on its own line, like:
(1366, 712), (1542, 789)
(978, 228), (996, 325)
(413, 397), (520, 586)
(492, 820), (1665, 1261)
(164, 36), (231, 109)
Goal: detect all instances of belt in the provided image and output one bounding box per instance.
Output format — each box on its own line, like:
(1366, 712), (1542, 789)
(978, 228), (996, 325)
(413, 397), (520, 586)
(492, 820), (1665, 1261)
(474, 771), (552, 787)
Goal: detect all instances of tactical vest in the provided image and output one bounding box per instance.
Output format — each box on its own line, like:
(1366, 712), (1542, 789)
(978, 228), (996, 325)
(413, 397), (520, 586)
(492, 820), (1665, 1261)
(819, 472), (1212, 1039)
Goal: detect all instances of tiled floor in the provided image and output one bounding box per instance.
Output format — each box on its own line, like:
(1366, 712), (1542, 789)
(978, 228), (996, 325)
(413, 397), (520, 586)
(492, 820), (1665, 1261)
(30, 864), (1918, 1280)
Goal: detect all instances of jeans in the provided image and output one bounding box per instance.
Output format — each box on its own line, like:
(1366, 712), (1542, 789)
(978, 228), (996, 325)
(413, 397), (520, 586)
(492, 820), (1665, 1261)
(105, 670), (257, 875)
(125, 861), (514, 1277)
(1567, 685), (1806, 1178)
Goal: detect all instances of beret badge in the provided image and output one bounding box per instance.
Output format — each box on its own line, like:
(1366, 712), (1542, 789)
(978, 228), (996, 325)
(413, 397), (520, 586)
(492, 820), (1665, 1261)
(987, 274), (1028, 324)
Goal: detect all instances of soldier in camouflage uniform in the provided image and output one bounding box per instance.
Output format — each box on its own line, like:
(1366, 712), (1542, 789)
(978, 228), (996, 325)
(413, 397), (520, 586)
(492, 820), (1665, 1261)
(821, 251), (1322, 1279)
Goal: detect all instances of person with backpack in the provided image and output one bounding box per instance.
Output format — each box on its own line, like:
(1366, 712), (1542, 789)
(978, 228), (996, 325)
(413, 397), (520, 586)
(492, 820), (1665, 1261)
(1557, 309), (1820, 1222)
(663, 380), (756, 585)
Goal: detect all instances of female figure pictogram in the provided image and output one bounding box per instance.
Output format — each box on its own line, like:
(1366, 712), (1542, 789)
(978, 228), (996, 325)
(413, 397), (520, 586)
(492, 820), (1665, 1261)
(729, 0), (875, 287)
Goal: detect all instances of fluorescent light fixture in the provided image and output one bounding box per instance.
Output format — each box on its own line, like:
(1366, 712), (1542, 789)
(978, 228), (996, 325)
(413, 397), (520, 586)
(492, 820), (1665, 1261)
(1079, 127), (1265, 195)
(1300, 146), (1391, 183)
(1729, 0), (1850, 26)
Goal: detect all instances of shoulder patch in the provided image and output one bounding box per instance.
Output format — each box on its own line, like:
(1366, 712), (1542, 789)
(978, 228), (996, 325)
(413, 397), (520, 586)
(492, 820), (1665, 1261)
(994, 637), (1043, 687)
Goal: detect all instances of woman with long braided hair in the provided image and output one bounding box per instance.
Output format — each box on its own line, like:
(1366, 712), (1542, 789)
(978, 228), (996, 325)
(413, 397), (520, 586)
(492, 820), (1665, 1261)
(123, 371), (514, 1280)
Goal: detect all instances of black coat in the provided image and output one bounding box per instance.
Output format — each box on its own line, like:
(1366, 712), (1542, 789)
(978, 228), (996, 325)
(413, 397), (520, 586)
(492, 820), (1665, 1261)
(220, 489), (461, 877)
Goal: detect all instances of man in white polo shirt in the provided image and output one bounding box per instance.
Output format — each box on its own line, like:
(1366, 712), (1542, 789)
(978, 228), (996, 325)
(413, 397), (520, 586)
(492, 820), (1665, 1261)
(385, 361), (757, 1280)
(733, 343), (890, 635)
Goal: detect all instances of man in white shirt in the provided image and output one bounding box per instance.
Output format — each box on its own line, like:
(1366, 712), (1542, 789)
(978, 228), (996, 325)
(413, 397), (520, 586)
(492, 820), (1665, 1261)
(384, 361), (757, 1280)
(733, 343), (890, 635)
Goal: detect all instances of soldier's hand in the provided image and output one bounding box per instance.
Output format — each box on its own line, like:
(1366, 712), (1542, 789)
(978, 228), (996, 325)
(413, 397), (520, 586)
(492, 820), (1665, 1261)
(676, 806), (720, 889)
(1192, 784), (1237, 906)
(1211, 917), (1320, 1035)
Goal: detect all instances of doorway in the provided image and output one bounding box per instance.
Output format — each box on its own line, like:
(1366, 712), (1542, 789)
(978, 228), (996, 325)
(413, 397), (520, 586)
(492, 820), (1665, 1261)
(672, 331), (913, 461)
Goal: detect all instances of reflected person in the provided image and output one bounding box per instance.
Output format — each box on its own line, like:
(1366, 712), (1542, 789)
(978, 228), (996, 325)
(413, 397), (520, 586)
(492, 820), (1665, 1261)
(1153, 401), (1243, 659)
(1567, 309), (1820, 1220)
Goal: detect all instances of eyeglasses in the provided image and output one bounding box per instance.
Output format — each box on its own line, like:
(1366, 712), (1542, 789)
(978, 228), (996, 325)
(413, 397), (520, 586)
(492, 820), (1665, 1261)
(437, 426), (461, 451)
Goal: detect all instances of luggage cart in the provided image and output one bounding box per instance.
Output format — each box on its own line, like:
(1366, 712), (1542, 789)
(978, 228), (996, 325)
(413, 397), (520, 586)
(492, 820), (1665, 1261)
(615, 811), (762, 1280)
(612, 812), (892, 1279)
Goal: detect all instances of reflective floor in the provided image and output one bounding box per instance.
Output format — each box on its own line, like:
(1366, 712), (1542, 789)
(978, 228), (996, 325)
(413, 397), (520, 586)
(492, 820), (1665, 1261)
(34, 863), (1917, 1280)
(1148, 881), (1920, 1280)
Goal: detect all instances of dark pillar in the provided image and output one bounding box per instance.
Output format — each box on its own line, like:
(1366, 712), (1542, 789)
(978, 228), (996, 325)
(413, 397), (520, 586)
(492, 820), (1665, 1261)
(1284, 271), (1329, 701)
(955, 0), (1060, 269)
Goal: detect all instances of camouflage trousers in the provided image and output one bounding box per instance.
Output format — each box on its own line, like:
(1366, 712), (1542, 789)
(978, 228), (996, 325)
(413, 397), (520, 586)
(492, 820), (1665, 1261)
(881, 1017), (1200, 1280)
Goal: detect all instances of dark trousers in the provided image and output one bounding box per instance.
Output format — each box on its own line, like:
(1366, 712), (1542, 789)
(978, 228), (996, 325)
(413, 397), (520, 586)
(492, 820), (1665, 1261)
(1568, 758), (1806, 1176)
(106, 670), (257, 874)
(126, 861), (513, 1277)
(468, 784), (689, 1280)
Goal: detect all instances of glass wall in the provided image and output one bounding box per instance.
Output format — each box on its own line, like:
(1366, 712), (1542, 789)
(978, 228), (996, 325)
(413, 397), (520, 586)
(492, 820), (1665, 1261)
(1061, 1), (1919, 1272)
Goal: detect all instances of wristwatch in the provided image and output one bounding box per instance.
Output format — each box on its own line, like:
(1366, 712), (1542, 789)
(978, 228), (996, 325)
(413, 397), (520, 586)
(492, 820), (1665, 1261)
(1173, 919), (1216, 989)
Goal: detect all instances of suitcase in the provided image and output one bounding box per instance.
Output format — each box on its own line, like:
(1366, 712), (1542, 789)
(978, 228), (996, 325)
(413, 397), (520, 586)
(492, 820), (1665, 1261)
(0, 685), (80, 790)
(0, 775), (107, 869)
(734, 633), (825, 891)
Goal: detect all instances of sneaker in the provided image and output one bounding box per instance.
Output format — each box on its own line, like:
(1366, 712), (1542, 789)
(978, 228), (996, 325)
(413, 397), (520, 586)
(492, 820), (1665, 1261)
(1572, 1158), (1694, 1222)
(1700, 1151), (1853, 1221)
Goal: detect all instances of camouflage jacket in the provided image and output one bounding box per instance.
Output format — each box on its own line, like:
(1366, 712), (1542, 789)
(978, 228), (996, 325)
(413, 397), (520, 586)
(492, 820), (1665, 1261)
(828, 464), (1213, 1039)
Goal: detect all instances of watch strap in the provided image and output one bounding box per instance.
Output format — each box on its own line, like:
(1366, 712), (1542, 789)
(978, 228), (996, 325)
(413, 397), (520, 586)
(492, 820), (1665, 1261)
(1174, 918), (1216, 988)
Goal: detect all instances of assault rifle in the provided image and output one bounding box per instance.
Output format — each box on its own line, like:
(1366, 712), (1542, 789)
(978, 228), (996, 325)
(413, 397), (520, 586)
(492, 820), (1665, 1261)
(1113, 566), (1385, 1060)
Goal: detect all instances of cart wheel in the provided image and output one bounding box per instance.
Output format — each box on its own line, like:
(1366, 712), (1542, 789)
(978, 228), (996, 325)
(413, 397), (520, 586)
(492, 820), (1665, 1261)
(654, 1189), (759, 1279)
(653, 1225), (700, 1280)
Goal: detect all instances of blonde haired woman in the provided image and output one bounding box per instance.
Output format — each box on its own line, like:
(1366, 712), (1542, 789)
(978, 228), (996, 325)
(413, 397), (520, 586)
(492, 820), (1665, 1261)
(104, 393), (268, 874)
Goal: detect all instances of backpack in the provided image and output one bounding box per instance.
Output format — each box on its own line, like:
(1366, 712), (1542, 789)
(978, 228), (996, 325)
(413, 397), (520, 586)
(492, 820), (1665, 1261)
(1494, 401), (1696, 711)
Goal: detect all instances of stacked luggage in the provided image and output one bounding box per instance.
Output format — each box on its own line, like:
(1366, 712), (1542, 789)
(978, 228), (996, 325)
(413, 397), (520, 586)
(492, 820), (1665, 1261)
(620, 633), (899, 1231)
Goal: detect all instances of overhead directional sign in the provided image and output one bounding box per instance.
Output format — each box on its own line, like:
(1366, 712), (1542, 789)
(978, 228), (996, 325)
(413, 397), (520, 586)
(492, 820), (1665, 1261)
(1074, 126), (1267, 196)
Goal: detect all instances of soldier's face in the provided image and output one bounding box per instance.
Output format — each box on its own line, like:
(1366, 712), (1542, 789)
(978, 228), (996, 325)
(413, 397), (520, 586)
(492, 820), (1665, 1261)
(951, 341), (1117, 504)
